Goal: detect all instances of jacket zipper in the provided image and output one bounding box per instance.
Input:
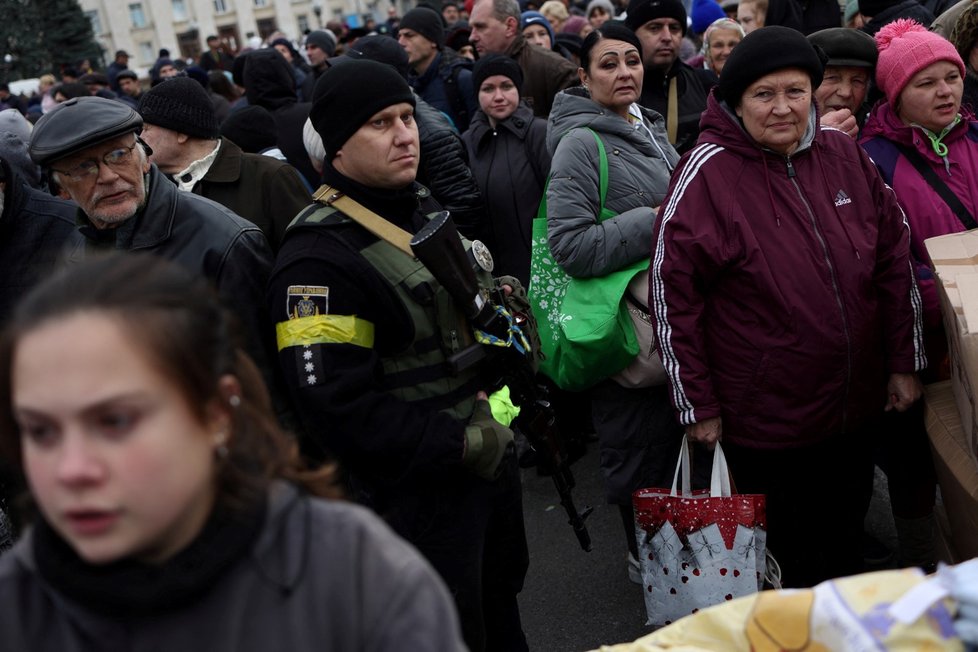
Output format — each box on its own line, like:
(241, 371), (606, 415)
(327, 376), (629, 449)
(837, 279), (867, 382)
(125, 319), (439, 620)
(786, 156), (852, 432)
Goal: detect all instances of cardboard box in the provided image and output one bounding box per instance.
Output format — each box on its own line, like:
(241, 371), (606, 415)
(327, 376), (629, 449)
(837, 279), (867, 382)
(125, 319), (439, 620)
(923, 381), (978, 563)
(924, 231), (978, 455)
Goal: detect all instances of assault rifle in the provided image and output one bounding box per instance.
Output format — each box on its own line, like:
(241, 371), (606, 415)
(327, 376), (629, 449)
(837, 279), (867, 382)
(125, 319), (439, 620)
(410, 212), (593, 552)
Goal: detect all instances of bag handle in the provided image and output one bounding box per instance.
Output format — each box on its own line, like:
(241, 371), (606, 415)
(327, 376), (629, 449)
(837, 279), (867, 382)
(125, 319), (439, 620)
(893, 141), (978, 230)
(710, 444), (732, 498)
(669, 435), (693, 497)
(534, 128), (611, 224)
(669, 437), (735, 498)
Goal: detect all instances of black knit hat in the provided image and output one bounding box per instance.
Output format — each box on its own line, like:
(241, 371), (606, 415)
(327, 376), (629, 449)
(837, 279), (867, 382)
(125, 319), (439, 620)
(624, 0), (687, 35)
(306, 30), (338, 57)
(473, 54), (524, 93)
(807, 27), (877, 68)
(138, 76), (220, 139)
(400, 7), (446, 48)
(310, 59), (416, 159)
(341, 35), (411, 78)
(718, 25), (826, 106)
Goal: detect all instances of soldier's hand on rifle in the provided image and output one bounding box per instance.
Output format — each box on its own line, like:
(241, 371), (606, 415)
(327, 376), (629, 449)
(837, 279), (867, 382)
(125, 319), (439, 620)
(462, 391), (515, 480)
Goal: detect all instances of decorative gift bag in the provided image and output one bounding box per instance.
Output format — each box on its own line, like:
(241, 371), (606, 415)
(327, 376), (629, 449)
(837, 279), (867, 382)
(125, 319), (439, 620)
(632, 438), (767, 628)
(528, 128), (647, 392)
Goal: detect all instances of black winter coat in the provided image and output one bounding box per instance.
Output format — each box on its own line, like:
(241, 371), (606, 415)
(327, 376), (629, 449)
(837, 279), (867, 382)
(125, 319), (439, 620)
(639, 59), (714, 155)
(414, 95), (488, 242)
(64, 165), (275, 388)
(0, 160), (77, 323)
(461, 103), (550, 285)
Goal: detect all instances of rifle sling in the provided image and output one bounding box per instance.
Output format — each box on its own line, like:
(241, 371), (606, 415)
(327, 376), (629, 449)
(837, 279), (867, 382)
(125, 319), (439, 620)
(312, 184), (416, 257)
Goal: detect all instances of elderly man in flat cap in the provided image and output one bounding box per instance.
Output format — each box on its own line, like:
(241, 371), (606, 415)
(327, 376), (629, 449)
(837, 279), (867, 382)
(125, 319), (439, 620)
(809, 27), (879, 139)
(28, 96), (277, 395)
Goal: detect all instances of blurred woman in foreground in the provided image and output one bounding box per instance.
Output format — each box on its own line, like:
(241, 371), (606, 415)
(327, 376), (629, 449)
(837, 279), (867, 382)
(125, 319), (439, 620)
(0, 254), (464, 651)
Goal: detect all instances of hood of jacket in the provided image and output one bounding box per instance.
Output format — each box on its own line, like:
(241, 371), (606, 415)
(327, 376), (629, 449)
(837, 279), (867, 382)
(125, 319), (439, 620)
(546, 87), (669, 156)
(244, 49), (298, 111)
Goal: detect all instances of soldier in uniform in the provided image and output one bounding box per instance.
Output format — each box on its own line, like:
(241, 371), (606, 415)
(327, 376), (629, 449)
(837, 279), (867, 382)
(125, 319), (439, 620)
(267, 59), (530, 652)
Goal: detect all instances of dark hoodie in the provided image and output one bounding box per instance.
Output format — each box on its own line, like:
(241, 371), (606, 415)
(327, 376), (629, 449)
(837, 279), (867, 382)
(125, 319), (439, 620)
(243, 49), (320, 187)
(650, 91), (924, 449)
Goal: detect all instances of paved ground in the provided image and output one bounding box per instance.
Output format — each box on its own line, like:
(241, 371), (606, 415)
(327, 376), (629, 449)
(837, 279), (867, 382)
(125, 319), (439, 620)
(517, 445), (900, 651)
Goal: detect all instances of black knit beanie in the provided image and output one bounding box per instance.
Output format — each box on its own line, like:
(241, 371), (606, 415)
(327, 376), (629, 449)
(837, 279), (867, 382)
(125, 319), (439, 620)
(717, 25), (825, 106)
(137, 76), (220, 138)
(399, 7), (446, 48)
(310, 59), (416, 159)
(624, 0), (687, 35)
(472, 54), (524, 93)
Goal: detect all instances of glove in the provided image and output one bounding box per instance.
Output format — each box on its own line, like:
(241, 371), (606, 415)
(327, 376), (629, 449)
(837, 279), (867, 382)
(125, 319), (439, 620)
(462, 398), (515, 480)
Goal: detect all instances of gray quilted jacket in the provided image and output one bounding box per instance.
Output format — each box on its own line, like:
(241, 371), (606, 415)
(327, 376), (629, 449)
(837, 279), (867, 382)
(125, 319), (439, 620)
(545, 88), (679, 278)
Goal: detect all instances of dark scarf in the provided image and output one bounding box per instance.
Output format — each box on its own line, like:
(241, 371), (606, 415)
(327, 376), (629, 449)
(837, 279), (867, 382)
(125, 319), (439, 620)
(32, 494), (266, 617)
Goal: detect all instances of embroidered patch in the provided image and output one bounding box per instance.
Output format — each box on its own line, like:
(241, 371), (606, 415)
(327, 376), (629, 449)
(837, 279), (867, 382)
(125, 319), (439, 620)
(287, 285), (329, 320)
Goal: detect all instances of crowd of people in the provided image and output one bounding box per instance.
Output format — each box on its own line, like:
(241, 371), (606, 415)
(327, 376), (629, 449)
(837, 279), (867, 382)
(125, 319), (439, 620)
(0, 0), (975, 647)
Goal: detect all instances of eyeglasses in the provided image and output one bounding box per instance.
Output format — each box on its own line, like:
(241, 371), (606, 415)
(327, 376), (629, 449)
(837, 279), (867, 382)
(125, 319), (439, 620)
(51, 141), (139, 181)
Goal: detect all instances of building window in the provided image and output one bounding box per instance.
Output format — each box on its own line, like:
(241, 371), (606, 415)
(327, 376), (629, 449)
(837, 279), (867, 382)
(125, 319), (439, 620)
(172, 0), (188, 21)
(139, 41), (155, 64)
(297, 14), (310, 33)
(255, 0), (268, 6)
(84, 10), (103, 35)
(129, 3), (148, 28)
(214, 0), (228, 13)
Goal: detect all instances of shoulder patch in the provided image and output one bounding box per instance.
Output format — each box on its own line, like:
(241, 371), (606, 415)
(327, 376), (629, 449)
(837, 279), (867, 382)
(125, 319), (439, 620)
(287, 285), (329, 320)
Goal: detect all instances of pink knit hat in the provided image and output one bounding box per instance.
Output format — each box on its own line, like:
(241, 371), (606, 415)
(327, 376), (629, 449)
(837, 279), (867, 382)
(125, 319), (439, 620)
(875, 19), (965, 102)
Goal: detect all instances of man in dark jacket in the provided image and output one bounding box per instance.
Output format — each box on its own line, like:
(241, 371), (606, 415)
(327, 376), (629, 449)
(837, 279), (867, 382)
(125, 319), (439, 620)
(399, 7), (479, 132)
(137, 77), (310, 251)
(106, 49), (130, 92)
(0, 154), (78, 537)
(199, 35), (235, 72)
(269, 59), (529, 652)
(0, 156), (77, 322)
(625, 0), (715, 154)
(242, 49), (320, 188)
(469, 0), (579, 116)
(28, 97), (275, 394)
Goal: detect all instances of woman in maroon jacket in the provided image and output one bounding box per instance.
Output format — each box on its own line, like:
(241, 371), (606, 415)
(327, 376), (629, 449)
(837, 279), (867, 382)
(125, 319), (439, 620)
(650, 26), (925, 588)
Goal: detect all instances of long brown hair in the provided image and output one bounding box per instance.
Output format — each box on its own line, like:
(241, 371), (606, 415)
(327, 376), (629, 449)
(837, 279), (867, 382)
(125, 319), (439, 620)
(0, 253), (338, 520)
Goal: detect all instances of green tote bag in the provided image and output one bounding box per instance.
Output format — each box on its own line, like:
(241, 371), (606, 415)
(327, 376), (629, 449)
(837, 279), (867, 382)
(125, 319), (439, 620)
(528, 128), (648, 392)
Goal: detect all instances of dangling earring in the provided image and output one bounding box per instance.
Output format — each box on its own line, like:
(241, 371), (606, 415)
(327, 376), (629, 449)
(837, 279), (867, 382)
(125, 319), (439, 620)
(215, 429), (230, 459)
(229, 394), (241, 408)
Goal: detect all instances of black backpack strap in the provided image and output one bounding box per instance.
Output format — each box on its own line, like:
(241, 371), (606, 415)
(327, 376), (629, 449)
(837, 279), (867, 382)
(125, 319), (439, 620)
(895, 142), (978, 230)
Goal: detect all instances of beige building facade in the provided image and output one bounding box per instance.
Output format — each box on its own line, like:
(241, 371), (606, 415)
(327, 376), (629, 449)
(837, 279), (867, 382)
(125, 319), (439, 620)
(79, 0), (407, 72)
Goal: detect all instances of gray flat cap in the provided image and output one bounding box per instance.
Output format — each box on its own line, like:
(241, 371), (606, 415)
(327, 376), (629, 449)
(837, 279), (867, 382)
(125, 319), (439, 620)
(29, 96), (143, 166)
